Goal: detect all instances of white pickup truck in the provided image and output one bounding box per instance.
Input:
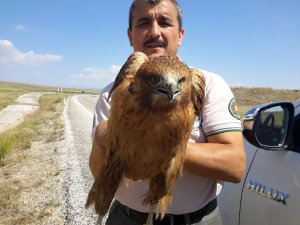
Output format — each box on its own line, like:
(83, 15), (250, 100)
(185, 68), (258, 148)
(219, 98), (300, 225)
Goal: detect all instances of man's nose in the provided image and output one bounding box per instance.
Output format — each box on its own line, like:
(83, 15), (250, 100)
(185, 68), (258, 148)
(149, 21), (161, 37)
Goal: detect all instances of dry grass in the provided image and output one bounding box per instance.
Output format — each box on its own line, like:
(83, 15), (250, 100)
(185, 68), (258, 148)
(231, 87), (300, 117)
(0, 81), (51, 111)
(0, 93), (67, 225)
(0, 93), (67, 164)
(0, 80), (98, 116)
(0, 140), (65, 225)
(0, 80), (98, 95)
(0, 81), (57, 92)
(0, 134), (14, 164)
(0, 92), (25, 111)
(0, 79), (95, 164)
(0, 81), (96, 163)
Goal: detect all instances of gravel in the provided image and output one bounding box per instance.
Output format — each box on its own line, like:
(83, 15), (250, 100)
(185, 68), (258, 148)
(60, 95), (99, 224)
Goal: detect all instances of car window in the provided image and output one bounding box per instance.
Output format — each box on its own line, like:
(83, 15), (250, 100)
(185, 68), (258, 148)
(256, 106), (288, 147)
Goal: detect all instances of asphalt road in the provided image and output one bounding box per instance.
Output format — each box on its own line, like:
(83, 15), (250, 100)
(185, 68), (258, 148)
(61, 94), (103, 225)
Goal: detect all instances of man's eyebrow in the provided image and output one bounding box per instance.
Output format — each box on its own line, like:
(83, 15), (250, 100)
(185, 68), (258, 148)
(137, 14), (172, 22)
(159, 15), (172, 22)
(136, 16), (151, 23)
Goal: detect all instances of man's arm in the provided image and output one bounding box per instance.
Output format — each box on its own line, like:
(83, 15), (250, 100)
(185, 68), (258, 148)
(90, 124), (246, 182)
(184, 131), (246, 183)
(89, 120), (108, 179)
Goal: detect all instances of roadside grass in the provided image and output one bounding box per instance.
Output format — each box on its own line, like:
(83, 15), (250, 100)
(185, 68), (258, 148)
(0, 80), (55, 111)
(0, 79), (97, 165)
(0, 80), (98, 95)
(0, 92), (68, 221)
(0, 92), (26, 111)
(0, 80), (98, 111)
(0, 93), (67, 165)
(0, 133), (13, 164)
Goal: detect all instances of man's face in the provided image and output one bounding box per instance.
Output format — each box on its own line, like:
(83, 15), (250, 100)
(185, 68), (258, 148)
(128, 0), (184, 58)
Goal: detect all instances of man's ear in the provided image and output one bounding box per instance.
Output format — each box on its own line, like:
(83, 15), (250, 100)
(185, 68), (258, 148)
(127, 28), (133, 47)
(178, 28), (184, 47)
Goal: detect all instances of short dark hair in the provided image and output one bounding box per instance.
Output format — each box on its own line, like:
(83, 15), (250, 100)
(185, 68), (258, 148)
(128, 0), (183, 30)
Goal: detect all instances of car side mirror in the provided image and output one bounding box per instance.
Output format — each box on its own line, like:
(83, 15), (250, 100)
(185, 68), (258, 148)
(243, 102), (294, 150)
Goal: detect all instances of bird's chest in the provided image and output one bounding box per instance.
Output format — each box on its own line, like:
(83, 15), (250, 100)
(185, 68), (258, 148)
(117, 123), (184, 180)
(108, 103), (195, 180)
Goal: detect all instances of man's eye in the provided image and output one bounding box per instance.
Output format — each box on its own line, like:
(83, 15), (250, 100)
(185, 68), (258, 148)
(160, 22), (171, 27)
(158, 17), (173, 27)
(138, 22), (147, 27)
(136, 20), (149, 27)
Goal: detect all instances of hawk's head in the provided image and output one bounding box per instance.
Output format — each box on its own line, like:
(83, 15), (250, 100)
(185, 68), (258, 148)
(130, 56), (192, 111)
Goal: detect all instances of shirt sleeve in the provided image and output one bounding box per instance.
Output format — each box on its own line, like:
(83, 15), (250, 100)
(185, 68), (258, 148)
(91, 83), (113, 138)
(201, 70), (242, 136)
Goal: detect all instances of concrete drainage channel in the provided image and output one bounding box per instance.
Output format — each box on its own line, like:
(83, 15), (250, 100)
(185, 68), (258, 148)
(0, 92), (43, 133)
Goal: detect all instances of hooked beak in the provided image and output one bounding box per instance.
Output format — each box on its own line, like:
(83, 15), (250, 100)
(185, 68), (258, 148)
(155, 85), (180, 102)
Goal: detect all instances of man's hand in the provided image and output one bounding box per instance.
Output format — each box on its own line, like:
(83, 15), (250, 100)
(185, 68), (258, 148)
(89, 120), (108, 179)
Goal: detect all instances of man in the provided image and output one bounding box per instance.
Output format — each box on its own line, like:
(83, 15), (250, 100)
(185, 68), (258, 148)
(90, 0), (246, 224)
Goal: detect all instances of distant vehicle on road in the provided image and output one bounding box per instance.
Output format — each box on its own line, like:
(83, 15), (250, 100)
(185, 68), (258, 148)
(219, 98), (300, 225)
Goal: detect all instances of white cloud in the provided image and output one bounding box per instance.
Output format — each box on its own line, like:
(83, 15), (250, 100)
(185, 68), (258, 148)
(0, 39), (63, 65)
(15, 24), (29, 31)
(72, 65), (121, 81)
(69, 65), (121, 88)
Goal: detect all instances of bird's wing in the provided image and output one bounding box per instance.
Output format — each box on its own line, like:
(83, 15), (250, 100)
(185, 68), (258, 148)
(108, 52), (149, 100)
(190, 68), (206, 117)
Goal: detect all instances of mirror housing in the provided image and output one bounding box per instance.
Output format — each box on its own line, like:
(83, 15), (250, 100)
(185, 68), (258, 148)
(243, 102), (294, 150)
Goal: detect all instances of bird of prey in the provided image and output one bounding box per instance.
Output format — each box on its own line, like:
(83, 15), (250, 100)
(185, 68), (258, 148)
(86, 52), (205, 221)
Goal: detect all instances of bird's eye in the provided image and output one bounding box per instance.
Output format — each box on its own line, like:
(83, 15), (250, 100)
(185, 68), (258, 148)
(178, 77), (186, 85)
(150, 76), (160, 84)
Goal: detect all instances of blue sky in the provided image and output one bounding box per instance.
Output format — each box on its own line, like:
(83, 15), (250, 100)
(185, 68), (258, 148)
(0, 0), (299, 90)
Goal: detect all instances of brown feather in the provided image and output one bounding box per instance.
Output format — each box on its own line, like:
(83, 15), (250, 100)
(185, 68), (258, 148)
(108, 52), (149, 100)
(190, 68), (206, 116)
(86, 52), (205, 218)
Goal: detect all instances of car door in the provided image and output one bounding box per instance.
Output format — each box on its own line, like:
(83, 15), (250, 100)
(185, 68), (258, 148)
(239, 102), (300, 225)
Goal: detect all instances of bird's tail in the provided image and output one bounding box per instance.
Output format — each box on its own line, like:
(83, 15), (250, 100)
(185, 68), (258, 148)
(85, 151), (124, 215)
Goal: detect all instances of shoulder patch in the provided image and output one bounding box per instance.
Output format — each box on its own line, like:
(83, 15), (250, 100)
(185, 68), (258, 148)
(228, 98), (240, 120)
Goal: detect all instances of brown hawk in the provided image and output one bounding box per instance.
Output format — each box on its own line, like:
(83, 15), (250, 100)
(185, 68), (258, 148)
(86, 52), (205, 220)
